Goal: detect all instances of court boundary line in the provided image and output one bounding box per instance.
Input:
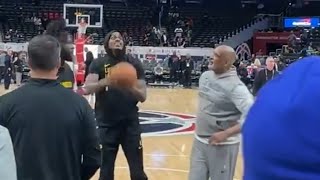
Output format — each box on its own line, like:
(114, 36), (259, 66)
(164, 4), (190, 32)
(117, 152), (189, 157)
(142, 131), (194, 137)
(115, 167), (240, 180)
(144, 153), (189, 157)
(115, 166), (188, 173)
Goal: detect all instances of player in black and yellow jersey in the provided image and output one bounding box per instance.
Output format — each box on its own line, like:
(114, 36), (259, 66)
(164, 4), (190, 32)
(84, 30), (148, 180)
(45, 19), (75, 89)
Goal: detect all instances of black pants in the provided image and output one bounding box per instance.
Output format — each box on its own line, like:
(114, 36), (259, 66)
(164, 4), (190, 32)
(98, 117), (148, 180)
(169, 69), (178, 83)
(0, 66), (4, 83)
(177, 71), (183, 84)
(154, 74), (162, 82)
(183, 70), (192, 87)
(4, 71), (11, 90)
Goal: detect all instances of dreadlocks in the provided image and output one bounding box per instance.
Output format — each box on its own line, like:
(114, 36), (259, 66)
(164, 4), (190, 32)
(44, 19), (73, 64)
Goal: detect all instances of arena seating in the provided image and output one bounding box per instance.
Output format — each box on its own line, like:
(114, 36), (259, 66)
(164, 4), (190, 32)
(0, 1), (152, 45)
(164, 5), (256, 47)
(309, 29), (320, 47)
(0, 0), (256, 47)
(0, 1), (62, 42)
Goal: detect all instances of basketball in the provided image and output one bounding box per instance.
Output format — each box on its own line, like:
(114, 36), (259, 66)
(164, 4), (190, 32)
(108, 62), (138, 88)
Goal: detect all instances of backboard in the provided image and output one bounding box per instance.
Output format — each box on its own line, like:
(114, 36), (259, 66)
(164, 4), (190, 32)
(63, 3), (103, 28)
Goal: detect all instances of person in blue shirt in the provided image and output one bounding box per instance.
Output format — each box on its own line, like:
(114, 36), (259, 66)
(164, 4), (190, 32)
(243, 56), (320, 180)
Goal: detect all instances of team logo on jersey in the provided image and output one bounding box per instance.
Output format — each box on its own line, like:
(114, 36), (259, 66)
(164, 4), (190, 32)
(139, 111), (196, 137)
(104, 64), (111, 76)
(60, 81), (73, 88)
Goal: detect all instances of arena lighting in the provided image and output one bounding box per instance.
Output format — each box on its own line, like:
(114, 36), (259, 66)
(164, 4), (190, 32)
(257, 3), (264, 9)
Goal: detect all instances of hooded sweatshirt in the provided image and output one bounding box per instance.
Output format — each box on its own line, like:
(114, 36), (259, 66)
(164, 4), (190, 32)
(243, 56), (320, 180)
(0, 125), (17, 180)
(195, 67), (254, 145)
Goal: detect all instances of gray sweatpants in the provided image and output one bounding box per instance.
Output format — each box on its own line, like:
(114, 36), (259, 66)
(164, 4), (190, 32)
(189, 138), (239, 180)
(15, 72), (22, 86)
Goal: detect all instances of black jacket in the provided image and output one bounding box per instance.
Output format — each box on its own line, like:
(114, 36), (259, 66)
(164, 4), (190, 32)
(14, 59), (23, 73)
(168, 55), (180, 70)
(180, 59), (194, 71)
(4, 55), (12, 70)
(0, 78), (100, 180)
(253, 68), (279, 95)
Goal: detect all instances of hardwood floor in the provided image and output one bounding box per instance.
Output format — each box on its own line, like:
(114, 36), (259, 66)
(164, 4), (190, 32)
(0, 86), (244, 180)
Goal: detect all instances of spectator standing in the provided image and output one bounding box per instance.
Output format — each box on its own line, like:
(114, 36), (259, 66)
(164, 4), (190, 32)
(181, 54), (194, 88)
(168, 51), (180, 84)
(176, 37), (185, 48)
(253, 57), (279, 96)
(13, 53), (23, 86)
(4, 50), (13, 90)
(200, 56), (209, 73)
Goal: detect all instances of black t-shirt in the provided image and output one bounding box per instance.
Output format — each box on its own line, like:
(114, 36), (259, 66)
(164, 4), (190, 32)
(89, 54), (145, 127)
(0, 78), (100, 180)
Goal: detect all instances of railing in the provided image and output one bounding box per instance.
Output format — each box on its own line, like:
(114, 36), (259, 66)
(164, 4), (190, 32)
(220, 13), (284, 47)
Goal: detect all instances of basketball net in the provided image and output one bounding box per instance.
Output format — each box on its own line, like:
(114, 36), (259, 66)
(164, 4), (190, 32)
(77, 22), (87, 39)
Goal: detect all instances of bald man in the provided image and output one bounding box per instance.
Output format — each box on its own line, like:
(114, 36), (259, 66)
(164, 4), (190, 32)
(189, 45), (254, 180)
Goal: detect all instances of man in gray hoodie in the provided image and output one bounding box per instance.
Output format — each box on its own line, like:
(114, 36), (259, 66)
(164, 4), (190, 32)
(0, 125), (17, 180)
(189, 45), (254, 180)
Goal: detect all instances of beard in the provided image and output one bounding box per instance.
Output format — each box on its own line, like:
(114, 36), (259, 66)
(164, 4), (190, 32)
(111, 49), (124, 59)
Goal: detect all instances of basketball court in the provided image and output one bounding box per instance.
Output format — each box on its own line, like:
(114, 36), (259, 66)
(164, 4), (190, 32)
(0, 86), (243, 180)
(1, 86), (243, 180)
(88, 88), (244, 180)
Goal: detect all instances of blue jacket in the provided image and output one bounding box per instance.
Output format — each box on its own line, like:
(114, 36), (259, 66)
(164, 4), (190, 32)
(243, 56), (320, 180)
